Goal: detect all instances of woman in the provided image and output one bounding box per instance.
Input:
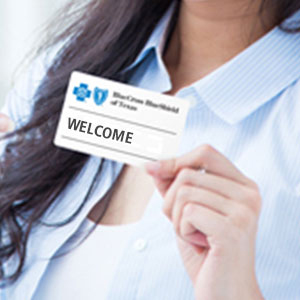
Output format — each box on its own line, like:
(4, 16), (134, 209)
(1, 0), (300, 299)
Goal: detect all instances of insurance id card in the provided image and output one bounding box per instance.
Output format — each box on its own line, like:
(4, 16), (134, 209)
(53, 71), (192, 167)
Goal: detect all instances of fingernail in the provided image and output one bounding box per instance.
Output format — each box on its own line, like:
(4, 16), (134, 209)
(145, 161), (161, 173)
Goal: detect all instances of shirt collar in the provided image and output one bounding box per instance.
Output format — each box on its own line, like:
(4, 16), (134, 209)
(193, 22), (300, 124)
(122, 4), (300, 124)
(121, 1), (177, 73)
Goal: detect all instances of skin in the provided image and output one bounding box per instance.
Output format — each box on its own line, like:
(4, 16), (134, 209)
(0, 113), (14, 133)
(144, 145), (263, 300)
(164, 0), (276, 94)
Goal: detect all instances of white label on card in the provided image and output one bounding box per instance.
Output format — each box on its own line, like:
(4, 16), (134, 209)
(53, 71), (191, 167)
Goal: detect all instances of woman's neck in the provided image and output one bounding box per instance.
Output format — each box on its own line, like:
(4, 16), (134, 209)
(163, 0), (277, 88)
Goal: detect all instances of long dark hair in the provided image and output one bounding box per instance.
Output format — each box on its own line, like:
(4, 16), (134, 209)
(0, 0), (299, 287)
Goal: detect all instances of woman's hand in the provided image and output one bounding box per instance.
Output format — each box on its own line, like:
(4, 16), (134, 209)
(144, 144), (264, 300)
(0, 113), (15, 133)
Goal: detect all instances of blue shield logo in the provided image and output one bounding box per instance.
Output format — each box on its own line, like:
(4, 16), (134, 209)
(94, 88), (109, 106)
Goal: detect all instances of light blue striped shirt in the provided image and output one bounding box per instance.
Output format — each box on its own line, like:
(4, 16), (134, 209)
(2, 2), (300, 299)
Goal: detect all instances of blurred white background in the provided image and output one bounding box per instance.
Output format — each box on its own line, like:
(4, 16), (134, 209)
(0, 0), (68, 109)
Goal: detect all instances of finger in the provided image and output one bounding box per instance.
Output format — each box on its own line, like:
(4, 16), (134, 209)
(143, 159), (175, 197)
(180, 203), (226, 245)
(179, 231), (210, 250)
(144, 144), (252, 189)
(172, 185), (236, 236)
(163, 168), (253, 220)
(0, 113), (15, 133)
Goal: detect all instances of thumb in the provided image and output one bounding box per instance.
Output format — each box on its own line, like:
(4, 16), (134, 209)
(143, 157), (178, 196)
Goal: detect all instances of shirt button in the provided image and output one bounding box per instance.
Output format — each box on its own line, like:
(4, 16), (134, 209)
(133, 238), (148, 252)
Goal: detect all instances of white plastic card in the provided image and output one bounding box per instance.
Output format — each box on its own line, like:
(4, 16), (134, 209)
(53, 71), (191, 167)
